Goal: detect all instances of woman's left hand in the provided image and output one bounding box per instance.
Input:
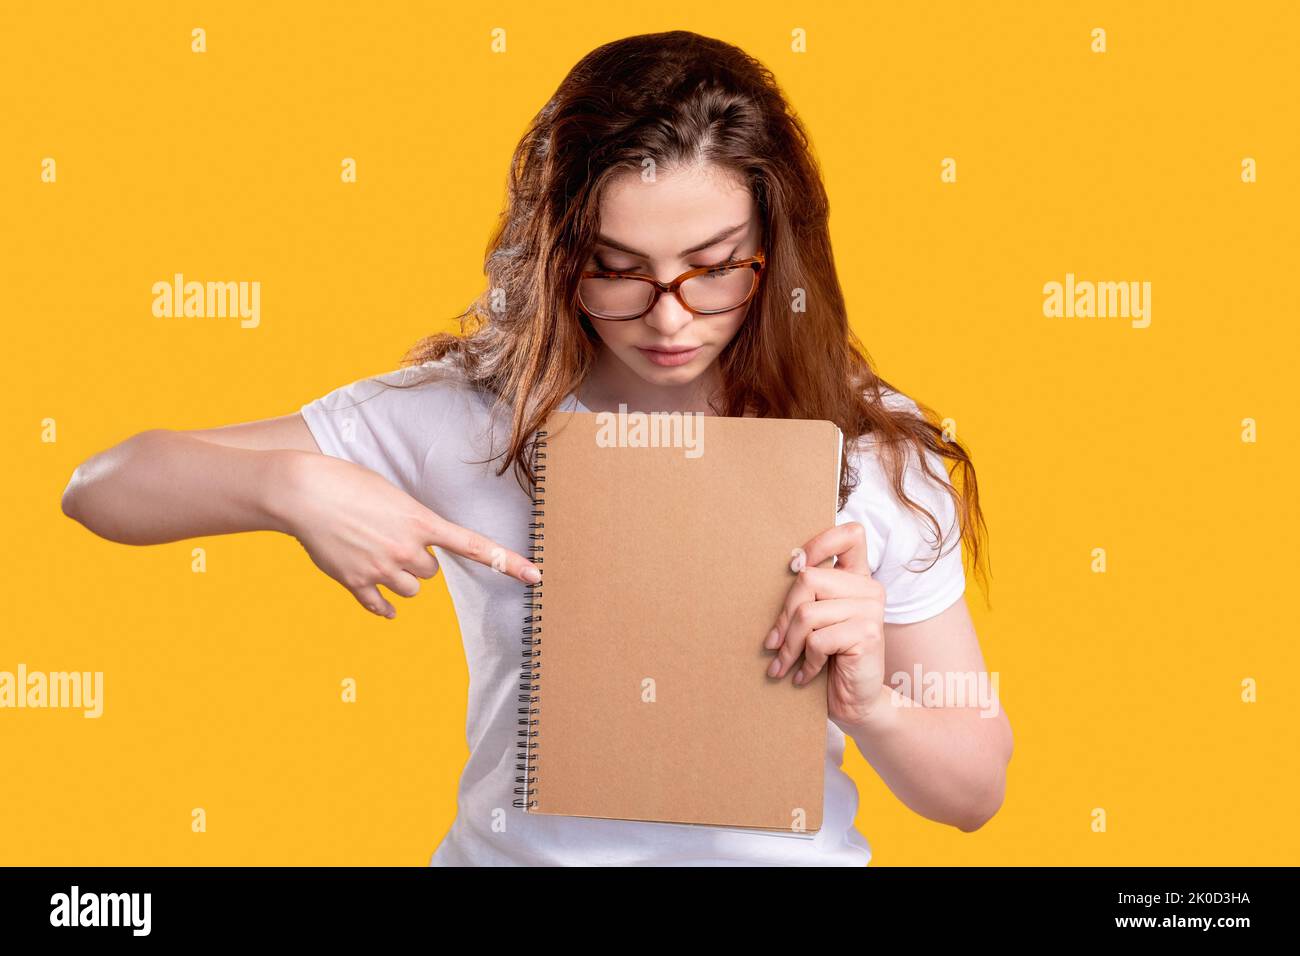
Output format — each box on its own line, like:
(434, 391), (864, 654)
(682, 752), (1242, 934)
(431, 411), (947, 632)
(765, 521), (889, 733)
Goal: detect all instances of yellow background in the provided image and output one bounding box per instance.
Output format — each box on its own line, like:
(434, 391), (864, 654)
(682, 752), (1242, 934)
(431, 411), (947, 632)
(3, 1), (1296, 865)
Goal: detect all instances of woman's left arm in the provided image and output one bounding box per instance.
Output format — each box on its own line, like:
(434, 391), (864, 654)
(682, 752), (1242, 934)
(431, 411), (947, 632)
(767, 522), (1013, 832)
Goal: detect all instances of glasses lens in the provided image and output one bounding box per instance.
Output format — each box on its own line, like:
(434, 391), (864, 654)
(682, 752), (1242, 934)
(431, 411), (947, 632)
(680, 263), (757, 313)
(578, 262), (758, 320)
(578, 276), (654, 320)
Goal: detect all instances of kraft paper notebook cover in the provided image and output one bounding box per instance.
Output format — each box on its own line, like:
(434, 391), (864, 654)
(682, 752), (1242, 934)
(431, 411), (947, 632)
(515, 409), (843, 836)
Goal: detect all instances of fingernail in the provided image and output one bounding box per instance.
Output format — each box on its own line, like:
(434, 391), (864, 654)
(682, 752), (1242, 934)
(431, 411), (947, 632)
(523, 566), (542, 584)
(764, 627), (780, 649)
(789, 548), (806, 573)
(385, 609), (395, 619)
(767, 658), (782, 678)
(793, 668), (805, 685)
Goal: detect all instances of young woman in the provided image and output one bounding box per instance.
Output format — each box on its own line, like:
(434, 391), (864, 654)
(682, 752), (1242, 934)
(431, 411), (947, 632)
(61, 31), (1011, 866)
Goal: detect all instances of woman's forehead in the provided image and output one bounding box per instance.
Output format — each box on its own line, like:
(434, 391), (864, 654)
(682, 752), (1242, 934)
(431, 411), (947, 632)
(596, 166), (756, 256)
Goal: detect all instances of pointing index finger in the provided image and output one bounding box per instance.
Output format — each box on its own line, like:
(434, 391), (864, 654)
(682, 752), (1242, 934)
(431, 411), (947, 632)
(428, 516), (541, 584)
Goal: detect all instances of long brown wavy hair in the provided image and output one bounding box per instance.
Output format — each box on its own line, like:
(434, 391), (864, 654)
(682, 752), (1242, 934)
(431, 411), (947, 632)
(383, 30), (987, 591)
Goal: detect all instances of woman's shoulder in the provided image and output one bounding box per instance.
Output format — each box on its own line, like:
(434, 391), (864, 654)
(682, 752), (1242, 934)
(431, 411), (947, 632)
(843, 383), (928, 466)
(867, 383), (924, 420)
(364, 353), (474, 393)
(315, 353), (480, 416)
(840, 386), (959, 556)
(837, 384), (966, 620)
(300, 352), (485, 449)
(297, 354), (484, 496)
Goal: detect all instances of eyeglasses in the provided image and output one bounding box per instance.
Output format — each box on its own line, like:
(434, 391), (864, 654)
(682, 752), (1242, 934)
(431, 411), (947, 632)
(577, 251), (766, 321)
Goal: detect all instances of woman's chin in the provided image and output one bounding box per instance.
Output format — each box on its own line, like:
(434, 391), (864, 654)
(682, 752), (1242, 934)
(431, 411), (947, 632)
(636, 364), (704, 387)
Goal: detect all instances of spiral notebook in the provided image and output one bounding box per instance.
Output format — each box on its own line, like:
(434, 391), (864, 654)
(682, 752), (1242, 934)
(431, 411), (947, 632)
(515, 408), (843, 836)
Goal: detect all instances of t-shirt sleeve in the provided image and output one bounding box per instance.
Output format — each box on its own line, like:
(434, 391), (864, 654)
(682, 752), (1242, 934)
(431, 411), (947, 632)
(836, 396), (967, 625)
(298, 364), (458, 500)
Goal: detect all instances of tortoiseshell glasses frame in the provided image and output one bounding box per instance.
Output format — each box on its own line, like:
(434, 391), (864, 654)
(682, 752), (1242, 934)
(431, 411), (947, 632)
(577, 250), (767, 321)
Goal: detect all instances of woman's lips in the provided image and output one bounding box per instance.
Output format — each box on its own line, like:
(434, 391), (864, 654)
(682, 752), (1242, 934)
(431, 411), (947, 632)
(637, 345), (702, 367)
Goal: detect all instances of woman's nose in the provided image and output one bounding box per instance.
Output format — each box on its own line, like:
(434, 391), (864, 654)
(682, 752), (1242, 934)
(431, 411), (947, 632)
(642, 292), (695, 337)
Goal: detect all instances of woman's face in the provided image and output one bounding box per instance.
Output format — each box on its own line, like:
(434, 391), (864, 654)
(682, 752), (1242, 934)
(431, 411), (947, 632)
(581, 161), (761, 389)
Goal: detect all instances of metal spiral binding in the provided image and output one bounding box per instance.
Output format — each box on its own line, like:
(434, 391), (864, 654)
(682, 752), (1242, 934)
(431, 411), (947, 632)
(514, 430), (546, 810)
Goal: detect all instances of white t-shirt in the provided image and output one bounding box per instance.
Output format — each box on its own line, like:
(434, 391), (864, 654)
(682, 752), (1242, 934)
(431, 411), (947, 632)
(298, 356), (966, 866)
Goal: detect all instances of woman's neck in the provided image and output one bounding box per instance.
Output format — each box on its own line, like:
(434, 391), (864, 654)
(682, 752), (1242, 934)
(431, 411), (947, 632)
(578, 347), (723, 416)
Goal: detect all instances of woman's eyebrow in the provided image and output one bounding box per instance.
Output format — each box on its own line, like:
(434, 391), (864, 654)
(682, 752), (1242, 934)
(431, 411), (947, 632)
(595, 221), (750, 259)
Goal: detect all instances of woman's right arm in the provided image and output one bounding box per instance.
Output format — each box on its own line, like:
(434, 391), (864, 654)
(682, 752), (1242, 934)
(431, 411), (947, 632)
(59, 419), (315, 545)
(60, 414), (541, 617)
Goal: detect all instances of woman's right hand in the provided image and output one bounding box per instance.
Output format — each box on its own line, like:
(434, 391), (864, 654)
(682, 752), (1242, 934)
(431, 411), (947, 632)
(280, 451), (540, 618)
